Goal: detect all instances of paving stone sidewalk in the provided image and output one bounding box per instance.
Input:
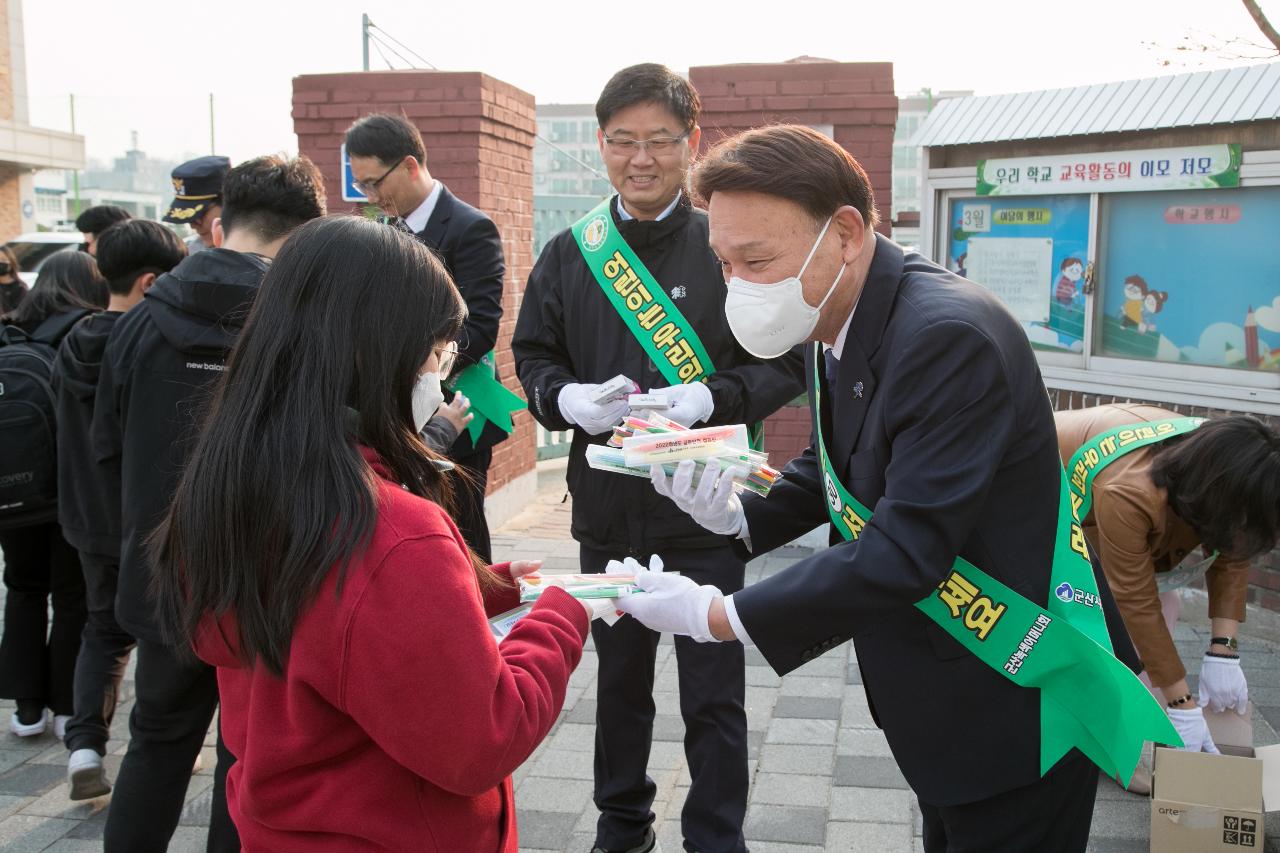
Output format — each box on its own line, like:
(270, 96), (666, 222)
(0, 465), (1278, 851)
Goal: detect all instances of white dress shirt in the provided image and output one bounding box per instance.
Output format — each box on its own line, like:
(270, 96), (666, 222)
(722, 298), (858, 647)
(404, 180), (444, 235)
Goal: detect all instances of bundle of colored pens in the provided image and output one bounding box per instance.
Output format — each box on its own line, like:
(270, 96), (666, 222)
(588, 412), (781, 497)
(518, 574), (638, 603)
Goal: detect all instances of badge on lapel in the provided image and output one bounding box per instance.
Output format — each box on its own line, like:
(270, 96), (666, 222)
(853, 381), (865, 399)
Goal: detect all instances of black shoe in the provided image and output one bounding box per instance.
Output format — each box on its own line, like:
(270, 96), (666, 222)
(591, 827), (659, 853)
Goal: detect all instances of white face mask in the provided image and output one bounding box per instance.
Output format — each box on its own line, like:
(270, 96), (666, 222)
(412, 372), (444, 434)
(724, 216), (846, 359)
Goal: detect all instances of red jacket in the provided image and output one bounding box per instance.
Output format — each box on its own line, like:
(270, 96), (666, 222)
(194, 448), (589, 852)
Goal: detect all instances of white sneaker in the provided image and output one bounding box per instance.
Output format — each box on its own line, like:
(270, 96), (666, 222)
(9, 709), (47, 737)
(53, 715), (71, 741)
(67, 748), (111, 800)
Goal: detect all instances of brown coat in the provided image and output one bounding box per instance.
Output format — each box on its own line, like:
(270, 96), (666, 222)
(1055, 404), (1249, 687)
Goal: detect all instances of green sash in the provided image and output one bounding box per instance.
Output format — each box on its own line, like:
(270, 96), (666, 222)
(809, 344), (1180, 784)
(571, 198), (764, 449)
(449, 351), (528, 444)
(1066, 417), (1206, 533)
(1066, 416), (1214, 590)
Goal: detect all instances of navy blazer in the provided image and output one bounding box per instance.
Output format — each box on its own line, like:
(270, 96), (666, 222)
(415, 184), (508, 457)
(734, 235), (1138, 806)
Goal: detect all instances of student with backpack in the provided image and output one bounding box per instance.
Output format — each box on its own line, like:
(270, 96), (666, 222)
(94, 155), (325, 853)
(54, 220), (186, 799)
(0, 251), (107, 738)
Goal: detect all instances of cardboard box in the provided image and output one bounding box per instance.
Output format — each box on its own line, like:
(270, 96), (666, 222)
(1150, 705), (1280, 852)
(1151, 748), (1264, 851)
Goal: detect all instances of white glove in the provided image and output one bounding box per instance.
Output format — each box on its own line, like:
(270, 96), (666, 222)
(1198, 655), (1249, 715)
(651, 459), (745, 536)
(612, 556), (721, 642)
(651, 383), (714, 427)
(557, 383), (630, 435)
(580, 597), (620, 622)
(1168, 706), (1220, 754)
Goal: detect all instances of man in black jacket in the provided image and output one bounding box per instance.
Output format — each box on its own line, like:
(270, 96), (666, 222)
(617, 126), (1148, 853)
(93, 155), (325, 852)
(345, 113), (506, 562)
(55, 219), (185, 800)
(513, 65), (804, 853)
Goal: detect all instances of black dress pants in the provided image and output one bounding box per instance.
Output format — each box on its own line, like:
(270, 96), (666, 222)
(920, 748), (1099, 853)
(451, 446), (493, 563)
(0, 522), (85, 715)
(103, 638), (239, 853)
(584, 543), (749, 853)
(65, 551), (135, 754)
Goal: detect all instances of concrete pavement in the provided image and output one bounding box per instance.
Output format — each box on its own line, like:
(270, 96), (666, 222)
(0, 466), (1277, 851)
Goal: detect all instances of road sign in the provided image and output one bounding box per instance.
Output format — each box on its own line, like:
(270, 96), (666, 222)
(341, 144), (368, 203)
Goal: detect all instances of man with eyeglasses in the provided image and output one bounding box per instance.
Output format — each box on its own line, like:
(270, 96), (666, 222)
(345, 113), (506, 562)
(162, 156), (230, 254)
(514, 64), (804, 853)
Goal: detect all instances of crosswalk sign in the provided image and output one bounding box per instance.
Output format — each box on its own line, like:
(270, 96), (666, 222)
(341, 144), (369, 203)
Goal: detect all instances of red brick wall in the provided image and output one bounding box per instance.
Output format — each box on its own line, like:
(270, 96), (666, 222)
(687, 60), (896, 470)
(689, 61), (897, 235)
(292, 71), (536, 496)
(762, 402), (811, 469)
(1049, 388), (1280, 614)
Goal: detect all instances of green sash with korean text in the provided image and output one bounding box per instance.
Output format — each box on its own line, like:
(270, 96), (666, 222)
(571, 198), (764, 448)
(1067, 417), (1205, 532)
(1066, 416), (1214, 589)
(809, 344), (1180, 784)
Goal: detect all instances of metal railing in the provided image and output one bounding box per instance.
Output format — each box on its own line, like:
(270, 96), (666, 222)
(536, 425), (573, 460)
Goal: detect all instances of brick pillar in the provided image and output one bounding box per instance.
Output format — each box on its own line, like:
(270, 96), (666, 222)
(690, 60), (897, 233)
(689, 60), (897, 467)
(292, 71), (538, 523)
(0, 0), (21, 242)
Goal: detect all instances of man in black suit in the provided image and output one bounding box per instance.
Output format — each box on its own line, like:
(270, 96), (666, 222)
(616, 125), (1142, 852)
(346, 114), (506, 561)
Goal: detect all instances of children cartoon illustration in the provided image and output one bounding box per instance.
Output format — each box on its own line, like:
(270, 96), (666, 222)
(1121, 275), (1148, 329)
(1055, 257), (1084, 306)
(1140, 289), (1169, 334)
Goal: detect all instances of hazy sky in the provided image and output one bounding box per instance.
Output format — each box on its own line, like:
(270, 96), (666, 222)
(26, 0), (1280, 166)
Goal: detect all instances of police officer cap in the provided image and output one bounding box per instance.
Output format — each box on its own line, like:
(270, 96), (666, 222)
(163, 155), (231, 224)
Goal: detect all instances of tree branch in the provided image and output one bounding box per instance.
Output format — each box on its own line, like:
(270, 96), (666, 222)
(1242, 0), (1280, 53)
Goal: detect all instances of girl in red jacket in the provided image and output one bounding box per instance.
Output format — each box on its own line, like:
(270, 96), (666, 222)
(149, 216), (596, 852)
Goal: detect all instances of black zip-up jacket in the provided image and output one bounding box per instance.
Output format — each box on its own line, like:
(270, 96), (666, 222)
(513, 196), (805, 555)
(93, 248), (268, 643)
(54, 310), (124, 558)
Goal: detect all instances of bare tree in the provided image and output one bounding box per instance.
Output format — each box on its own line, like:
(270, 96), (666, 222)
(1242, 0), (1280, 53)
(1143, 1), (1279, 66)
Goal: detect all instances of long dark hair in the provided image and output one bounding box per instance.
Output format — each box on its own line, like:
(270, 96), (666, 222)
(1152, 415), (1280, 560)
(2, 250), (106, 329)
(152, 216), (474, 675)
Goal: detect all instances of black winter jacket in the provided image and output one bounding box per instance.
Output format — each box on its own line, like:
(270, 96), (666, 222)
(93, 249), (268, 642)
(55, 310), (124, 558)
(513, 196), (805, 554)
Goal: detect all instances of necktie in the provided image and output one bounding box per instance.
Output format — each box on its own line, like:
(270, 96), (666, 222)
(824, 349), (840, 385)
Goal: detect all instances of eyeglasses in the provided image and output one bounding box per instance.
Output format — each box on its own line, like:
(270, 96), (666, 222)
(602, 134), (689, 157)
(354, 158), (403, 196)
(435, 341), (459, 376)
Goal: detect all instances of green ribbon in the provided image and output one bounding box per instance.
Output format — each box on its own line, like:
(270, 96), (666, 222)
(809, 344), (1180, 784)
(449, 350), (527, 444)
(571, 198), (764, 451)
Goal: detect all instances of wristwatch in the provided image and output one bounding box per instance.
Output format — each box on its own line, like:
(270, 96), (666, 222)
(1210, 636), (1238, 651)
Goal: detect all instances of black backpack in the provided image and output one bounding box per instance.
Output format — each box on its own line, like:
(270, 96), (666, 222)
(0, 311), (90, 529)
